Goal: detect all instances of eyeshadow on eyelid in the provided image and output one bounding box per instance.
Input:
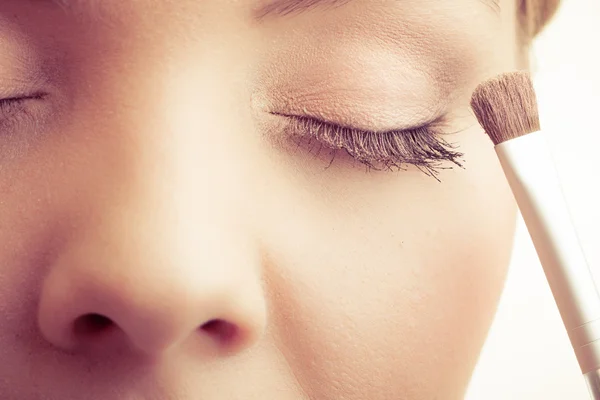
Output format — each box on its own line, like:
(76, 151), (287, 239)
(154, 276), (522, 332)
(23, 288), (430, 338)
(262, 78), (449, 132)
(255, 37), (480, 132)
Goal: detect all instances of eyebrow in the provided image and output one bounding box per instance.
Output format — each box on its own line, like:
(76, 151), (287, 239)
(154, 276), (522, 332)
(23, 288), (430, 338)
(254, 0), (352, 19)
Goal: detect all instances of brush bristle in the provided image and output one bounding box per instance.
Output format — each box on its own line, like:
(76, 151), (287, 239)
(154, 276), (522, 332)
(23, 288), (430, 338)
(470, 71), (540, 146)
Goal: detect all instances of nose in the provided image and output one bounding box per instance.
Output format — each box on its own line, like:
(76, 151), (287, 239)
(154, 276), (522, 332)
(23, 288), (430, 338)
(38, 225), (266, 357)
(36, 143), (267, 358)
(35, 47), (269, 358)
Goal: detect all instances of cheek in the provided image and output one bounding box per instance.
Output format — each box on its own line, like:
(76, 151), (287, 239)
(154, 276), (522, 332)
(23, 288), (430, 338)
(0, 147), (67, 338)
(262, 130), (517, 399)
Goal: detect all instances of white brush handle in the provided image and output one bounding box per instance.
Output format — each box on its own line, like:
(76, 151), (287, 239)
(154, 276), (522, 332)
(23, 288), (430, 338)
(496, 130), (600, 375)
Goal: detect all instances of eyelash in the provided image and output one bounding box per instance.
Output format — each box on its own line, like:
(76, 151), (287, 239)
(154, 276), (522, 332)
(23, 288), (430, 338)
(0, 97), (27, 119)
(282, 115), (464, 177)
(0, 95), (44, 131)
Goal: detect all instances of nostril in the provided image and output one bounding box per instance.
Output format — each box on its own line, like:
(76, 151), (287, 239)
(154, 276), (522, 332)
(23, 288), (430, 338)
(200, 319), (238, 343)
(74, 313), (114, 336)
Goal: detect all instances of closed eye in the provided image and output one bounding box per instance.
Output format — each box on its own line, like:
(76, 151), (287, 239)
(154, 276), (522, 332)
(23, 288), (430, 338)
(279, 114), (464, 178)
(0, 93), (46, 130)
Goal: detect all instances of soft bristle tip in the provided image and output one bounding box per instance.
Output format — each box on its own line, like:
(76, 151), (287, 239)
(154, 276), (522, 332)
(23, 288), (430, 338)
(470, 71), (541, 145)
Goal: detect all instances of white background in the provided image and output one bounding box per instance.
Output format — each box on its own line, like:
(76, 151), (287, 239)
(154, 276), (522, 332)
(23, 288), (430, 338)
(466, 0), (600, 398)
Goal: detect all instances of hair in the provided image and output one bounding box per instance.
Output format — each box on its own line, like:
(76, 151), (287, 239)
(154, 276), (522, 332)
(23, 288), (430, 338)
(516, 0), (560, 68)
(519, 0), (561, 41)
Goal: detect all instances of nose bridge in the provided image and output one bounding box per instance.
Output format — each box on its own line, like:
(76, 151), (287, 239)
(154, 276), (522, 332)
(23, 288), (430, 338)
(95, 59), (255, 271)
(78, 45), (258, 241)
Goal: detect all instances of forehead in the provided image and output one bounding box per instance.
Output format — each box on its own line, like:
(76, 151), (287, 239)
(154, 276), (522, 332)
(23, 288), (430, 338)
(2, 0), (511, 88)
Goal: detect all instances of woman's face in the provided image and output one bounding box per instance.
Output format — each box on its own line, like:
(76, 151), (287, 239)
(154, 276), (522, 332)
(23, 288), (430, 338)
(0, 0), (519, 398)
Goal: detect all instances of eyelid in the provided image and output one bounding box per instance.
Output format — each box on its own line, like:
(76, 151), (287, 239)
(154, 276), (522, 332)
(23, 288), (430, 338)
(273, 112), (435, 135)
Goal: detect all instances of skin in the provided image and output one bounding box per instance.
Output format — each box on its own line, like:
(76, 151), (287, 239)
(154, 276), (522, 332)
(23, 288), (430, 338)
(0, 0), (520, 398)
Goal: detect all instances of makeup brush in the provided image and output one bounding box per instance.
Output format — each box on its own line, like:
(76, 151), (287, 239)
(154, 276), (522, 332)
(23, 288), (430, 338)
(471, 71), (600, 399)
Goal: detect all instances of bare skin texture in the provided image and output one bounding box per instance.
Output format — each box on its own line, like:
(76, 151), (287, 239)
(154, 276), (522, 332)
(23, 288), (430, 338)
(0, 0), (519, 399)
